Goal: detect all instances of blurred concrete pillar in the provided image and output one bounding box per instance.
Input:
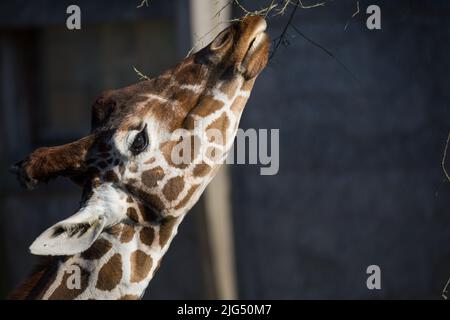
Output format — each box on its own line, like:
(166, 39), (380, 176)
(189, 0), (237, 300)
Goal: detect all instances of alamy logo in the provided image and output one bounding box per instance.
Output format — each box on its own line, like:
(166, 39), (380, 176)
(168, 120), (280, 176)
(66, 5), (81, 30)
(366, 5), (381, 30)
(65, 264), (81, 290)
(366, 265), (381, 290)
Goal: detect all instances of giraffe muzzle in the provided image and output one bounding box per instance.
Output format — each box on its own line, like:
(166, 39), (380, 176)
(232, 16), (270, 79)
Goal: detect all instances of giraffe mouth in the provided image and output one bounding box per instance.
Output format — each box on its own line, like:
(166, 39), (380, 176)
(243, 18), (268, 60)
(246, 32), (268, 57)
(246, 19), (268, 53)
(239, 19), (270, 79)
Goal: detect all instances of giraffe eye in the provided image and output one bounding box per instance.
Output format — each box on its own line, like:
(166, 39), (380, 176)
(130, 125), (148, 155)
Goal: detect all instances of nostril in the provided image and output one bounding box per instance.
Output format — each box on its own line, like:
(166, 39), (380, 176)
(210, 29), (233, 51)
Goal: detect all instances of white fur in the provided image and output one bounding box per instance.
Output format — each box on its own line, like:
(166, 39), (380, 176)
(30, 184), (128, 256)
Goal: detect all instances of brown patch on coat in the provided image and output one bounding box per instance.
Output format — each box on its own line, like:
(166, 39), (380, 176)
(120, 224), (135, 243)
(139, 227), (155, 246)
(159, 216), (179, 247)
(193, 163), (211, 177)
(96, 254), (123, 291)
(162, 176), (185, 201)
(141, 166), (164, 188)
(81, 238), (113, 260)
(127, 207), (139, 222)
(130, 250), (153, 283)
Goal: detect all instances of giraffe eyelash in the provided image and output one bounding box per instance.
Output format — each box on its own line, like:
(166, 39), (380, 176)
(129, 125), (149, 155)
(125, 124), (144, 148)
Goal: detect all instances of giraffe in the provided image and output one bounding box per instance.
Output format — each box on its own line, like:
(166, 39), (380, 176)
(8, 16), (270, 300)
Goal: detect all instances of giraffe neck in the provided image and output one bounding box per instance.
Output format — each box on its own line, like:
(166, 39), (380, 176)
(11, 75), (257, 300)
(11, 206), (185, 300)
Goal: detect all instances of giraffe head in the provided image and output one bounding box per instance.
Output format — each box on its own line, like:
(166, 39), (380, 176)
(11, 16), (269, 256)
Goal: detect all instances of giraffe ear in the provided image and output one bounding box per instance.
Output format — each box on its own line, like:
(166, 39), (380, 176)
(29, 209), (107, 256)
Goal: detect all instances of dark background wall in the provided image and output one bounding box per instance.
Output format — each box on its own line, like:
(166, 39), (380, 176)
(232, 0), (450, 299)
